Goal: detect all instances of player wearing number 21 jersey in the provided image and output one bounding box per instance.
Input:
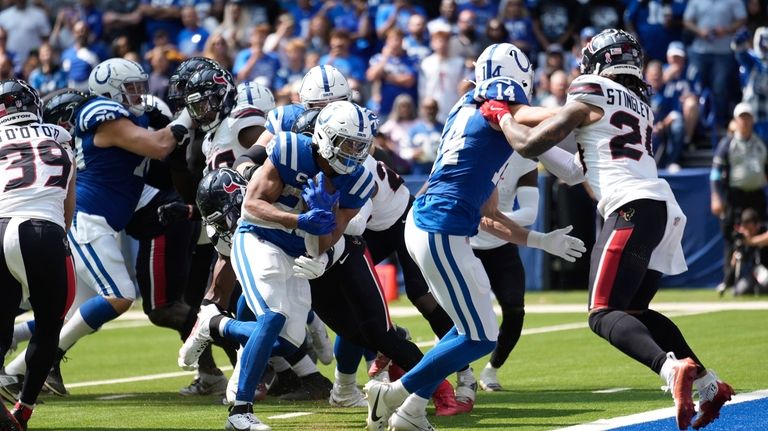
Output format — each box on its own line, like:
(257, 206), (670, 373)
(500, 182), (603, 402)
(486, 29), (734, 431)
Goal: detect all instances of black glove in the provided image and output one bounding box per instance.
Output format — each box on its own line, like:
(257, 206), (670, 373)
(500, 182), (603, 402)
(157, 202), (192, 226)
(147, 106), (171, 130)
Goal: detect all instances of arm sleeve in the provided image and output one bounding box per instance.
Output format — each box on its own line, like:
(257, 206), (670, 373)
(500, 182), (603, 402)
(506, 186), (539, 227)
(344, 199), (372, 236)
(537, 146), (586, 186)
(233, 143), (268, 170)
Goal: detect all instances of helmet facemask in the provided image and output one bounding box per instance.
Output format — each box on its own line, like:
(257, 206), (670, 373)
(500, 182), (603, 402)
(120, 79), (150, 116)
(324, 132), (371, 174)
(186, 88), (228, 132)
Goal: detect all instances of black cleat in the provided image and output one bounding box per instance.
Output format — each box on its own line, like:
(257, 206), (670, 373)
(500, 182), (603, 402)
(268, 369), (301, 397)
(43, 349), (69, 397)
(278, 372), (332, 401)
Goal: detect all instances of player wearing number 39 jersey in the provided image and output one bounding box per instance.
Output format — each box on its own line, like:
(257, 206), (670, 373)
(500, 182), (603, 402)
(486, 29), (734, 431)
(0, 79), (76, 431)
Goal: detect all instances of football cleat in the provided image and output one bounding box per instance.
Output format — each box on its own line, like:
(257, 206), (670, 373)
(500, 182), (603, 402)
(432, 380), (460, 417)
(368, 353), (391, 379)
(329, 382), (367, 408)
(454, 368), (477, 414)
(692, 371), (735, 430)
(0, 401), (22, 431)
(179, 371), (228, 396)
(363, 380), (399, 431)
(268, 369), (302, 397)
(225, 404), (271, 431)
(479, 365), (502, 392)
(44, 349), (69, 397)
(0, 369), (22, 405)
(178, 304), (219, 370)
(388, 408), (435, 431)
(10, 402), (31, 431)
(278, 372), (332, 401)
(660, 353), (698, 430)
(307, 317), (334, 365)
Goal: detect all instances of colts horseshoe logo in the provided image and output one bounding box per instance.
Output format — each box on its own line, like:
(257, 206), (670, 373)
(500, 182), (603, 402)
(93, 64), (112, 85)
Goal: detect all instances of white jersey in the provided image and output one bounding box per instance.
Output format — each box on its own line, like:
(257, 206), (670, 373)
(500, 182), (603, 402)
(364, 155), (411, 231)
(0, 122), (73, 228)
(202, 103), (267, 174)
(568, 75), (672, 217)
(470, 153), (537, 250)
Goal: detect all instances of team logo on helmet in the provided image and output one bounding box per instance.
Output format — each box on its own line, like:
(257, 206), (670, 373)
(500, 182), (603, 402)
(223, 181), (240, 194)
(213, 74), (228, 85)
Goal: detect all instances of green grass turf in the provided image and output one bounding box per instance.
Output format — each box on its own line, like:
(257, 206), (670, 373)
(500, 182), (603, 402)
(7, 290), (767, 430)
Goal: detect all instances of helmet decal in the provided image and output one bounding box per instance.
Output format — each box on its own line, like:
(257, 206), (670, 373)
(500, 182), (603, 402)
(93, 64), (111, 85)
(320, 65), (331, 93)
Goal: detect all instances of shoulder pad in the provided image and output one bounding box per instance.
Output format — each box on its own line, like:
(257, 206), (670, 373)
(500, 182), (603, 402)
(566, 75), (608, 107)
(265, 104), (304, 135)
(267, 131), (301, 169)
(229, 105), (268, 129)
(473, 77), (530, 105)
(76, 97), (131, 133)
(337, 165), (375, 209)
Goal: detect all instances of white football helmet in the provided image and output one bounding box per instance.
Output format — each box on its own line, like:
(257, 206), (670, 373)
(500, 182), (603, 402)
(89, 58), (149, 116)
(313, 101), (372, 175)
(236, 81), (276, 114)
(299, 65), (351, 109)
(474, 43), (534, 100)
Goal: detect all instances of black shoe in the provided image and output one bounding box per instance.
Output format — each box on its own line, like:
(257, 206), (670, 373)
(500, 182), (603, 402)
(278, 372), (332, 401)
(43, 349), (69, 397)
(268, 369), (301, 397)
(0, 368), (22, 405)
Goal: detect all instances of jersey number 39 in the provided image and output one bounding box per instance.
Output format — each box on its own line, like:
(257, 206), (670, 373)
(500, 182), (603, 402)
(0, 140), (71, 192)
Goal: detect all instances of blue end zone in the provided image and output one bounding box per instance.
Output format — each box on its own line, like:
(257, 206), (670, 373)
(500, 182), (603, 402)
(610, 397), (768, 431)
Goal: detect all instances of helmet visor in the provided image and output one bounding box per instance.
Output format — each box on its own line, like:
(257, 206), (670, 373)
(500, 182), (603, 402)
(122, 80), (149, 111)
(186, 90), (223, 126)
(333, 135), (370, 170)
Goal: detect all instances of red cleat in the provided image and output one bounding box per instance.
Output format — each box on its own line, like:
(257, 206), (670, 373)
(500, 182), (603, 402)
(388, 363), (405, 382)
(692, 372), (735, 430)
(661, 354), (698, 430)
(0, 401), (23, 431)
(368, 353), (391, 379)
(432, 380), (460, 416)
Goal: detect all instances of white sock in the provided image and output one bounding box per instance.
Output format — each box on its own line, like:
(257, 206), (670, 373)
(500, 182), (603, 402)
(335, 369), (357, 386)
(270, 357), (291, 373)
(292, 355), (318, 377)
(400, 393), (429, 416)
(58, 310), (97, 351)
(5, 348), (27, 375)
(216, 316), (232, 337)
(385, 380), (410, 406)
(458, 367), (475, 382)
(483, 363), (498, 376)
(12, 321), (34, 343)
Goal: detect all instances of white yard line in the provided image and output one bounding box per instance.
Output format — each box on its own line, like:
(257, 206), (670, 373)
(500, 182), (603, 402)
(267, 412), (314, 419)
(68, 366), (233, 389)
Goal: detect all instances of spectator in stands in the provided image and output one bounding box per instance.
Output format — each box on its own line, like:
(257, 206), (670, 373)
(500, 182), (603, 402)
(29, 42), (66, 96)
(581, 0), (624, 32)
(289, 0), (320, 39)
(61, 21), (100, 91)
(234, 24), (281, 87)
(366, 28), (418, 117)
(404, 14), (431, 63)
(418, 23), (463, 123)
(711, 102), (768, 289)
(458, 0), (496, 30)
(663, 42), (700, 150)
(428, 0), (457, 35)
(101, 2), (143, 47)
(684, 0), (746, 127)
(501, 0), (537, 59)
(77, 0), (103, 41)
(50, 6), (79, 53)
(321, 0), (359, 34)
(625, 0), (685, 62)
(0, 0), (50, 68)
(536, 44), (568, 85)
(148, 48), (171, 99)
(177, 5), (209, 57)
(0, 54), (13, 79)
(264, 12), (295, 58)
(218, 1), (251, 50)
(485, 18), (510, 45)
(320, 30), (365, 83)
(450, 10), (483, 71)
(203, 32), (234, 72)
(746, 0), (768, 35)
(140, 0), (185, 50)
(647, 60), (686, 169)
(733, 27), (768, 144)
(111, 35), (136, 60)
(275, 38), (308, 91)
(404, 97), (442, 174)
(306, 13), (331, 55)
(569, 26), (595, 79)
(730, 208), (768, 296)
(0, 28), (15, 70)
(375, 0), (426, 39)
(380, 93), (418, 173)
(531, 0), (577, 53)
(539, 70), (568, 108)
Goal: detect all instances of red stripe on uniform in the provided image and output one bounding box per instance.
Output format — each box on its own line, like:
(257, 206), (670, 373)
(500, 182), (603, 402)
(362, 246), (393, 330)
(152, 235), (167, 308)
(591, 227), (634, 309)
(62, 254), (76, 319)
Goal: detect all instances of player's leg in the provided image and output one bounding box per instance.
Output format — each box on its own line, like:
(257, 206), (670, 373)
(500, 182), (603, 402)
(0, 218), (23, 361)
(474, 243), (526, 392)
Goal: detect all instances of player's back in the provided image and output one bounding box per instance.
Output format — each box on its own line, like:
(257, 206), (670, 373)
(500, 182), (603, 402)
(0, 122), (73, 228)
(203, 103), (269, 173)
(568, 74), (671, 216)
(73, 96), (149, 231)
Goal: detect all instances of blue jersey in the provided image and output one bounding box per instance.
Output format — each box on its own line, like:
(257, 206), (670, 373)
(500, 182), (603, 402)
(73, 97), (149, 231)
(265, 103), (306, 135)
(413, 78), (529, 236)
(240, 132), (374, 257)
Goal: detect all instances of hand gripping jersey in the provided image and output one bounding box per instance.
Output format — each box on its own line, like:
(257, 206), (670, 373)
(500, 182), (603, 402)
(265, 103), (306, 135)
(413, 77), (529, 236)
(73, 97), (150, 231)
(0, 122), (74, 229)
(363, 154), (411, 231)
(239, 131), (374, 257)
(202, 103), (269, 174)
(567, 75), (674, 217)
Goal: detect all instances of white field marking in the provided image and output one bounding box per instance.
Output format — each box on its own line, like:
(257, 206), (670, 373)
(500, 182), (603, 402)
(96, 394), (137, 400)
(592, 388), (631, 394)
(67, 366), (233, 389)
(267, 412), (314, 420)
(552, 389), (768, 431)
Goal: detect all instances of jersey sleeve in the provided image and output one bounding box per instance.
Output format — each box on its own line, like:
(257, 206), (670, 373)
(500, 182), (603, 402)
(566, 76), (607, 108)
(76, 98), (131, 134)
(337, 166), (375, 209)
(230, 105), (268, 134)
(265, 106), (283, 134)
(267, 131), (302, 175)
(473, 76), (530, 105)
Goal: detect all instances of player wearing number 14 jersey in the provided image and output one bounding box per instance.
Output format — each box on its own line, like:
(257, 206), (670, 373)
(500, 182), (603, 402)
(484, 29), (734, 431)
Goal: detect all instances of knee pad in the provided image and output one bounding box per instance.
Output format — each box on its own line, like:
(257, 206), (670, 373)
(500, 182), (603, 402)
(588, 308), (611, 337)
(146, 301), (191, 331)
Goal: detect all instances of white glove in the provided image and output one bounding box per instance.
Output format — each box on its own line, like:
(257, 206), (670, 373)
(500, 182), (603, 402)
(293, 253), (329, 279)
(168, 108), (194, 146)
(527, 225), (587, 263)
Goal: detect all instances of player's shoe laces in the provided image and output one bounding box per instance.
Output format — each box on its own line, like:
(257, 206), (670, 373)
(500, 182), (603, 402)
(364, 380), (399, 431)
(178, 304), (219, 370)
(329, 382), (367, 407)
(479, 365), (502, 392)
(453, 368), (476, 414)
(44, 349), (69, 397)
(692, 370), (735, 430)
(659, 352), (698, 430)
(307, 317), (334, 365)
(0, 369), (22, 404)
(179, 371), (228, 396)
(279, 372), (332, 401)
(225, 404), (271, 431)
(0, 401), (23, 431)
(388, 408), (436, 431)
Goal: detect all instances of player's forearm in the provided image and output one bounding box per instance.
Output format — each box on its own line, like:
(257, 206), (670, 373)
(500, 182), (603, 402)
(479, 210), (529, 246)
(504, 105), (586, 158)
(243, 198), (299, 229)
(205, 256), (236, 309)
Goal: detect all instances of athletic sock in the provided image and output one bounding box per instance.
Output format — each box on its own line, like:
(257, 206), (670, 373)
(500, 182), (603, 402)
(291, 355), (317, 378)
(335, 369), (356, 386)
(12, 321), (35, 344)
(60, 296), (119, 351)
(400, 393), (429, 417)
(270, 357), (291, 373)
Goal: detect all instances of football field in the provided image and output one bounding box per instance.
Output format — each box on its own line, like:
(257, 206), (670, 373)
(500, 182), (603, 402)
(8, 289), (768, 431)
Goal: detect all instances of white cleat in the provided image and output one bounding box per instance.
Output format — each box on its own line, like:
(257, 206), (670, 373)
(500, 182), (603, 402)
(329, 383), (367, 407)
(388, 408), (436, 431)
(364, 380), (397, 431)
(307, 317), (334, 365)
(479, 365), (502, 392)
(178, 304), (219, 370)
(225, 412), (271, 431)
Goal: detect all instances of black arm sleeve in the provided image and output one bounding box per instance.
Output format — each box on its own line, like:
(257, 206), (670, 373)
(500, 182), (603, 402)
(233, 144), (268, 170)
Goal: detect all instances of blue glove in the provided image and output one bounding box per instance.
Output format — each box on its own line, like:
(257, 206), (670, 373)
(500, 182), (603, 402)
(297, 207), (336, 235)
(302, 173), (339, 211)
(734, 28), (751, 46)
